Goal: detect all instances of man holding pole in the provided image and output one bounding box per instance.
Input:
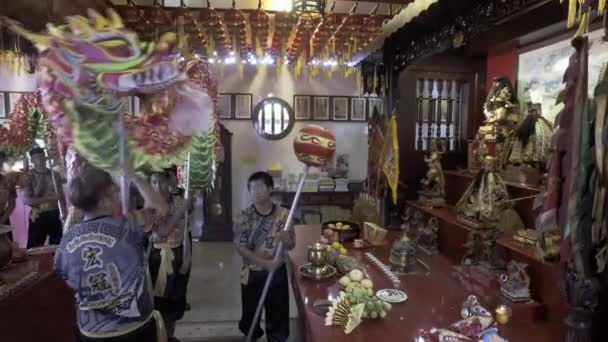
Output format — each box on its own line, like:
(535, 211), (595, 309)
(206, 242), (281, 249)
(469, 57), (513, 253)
(24, 147), (65, 248)
(233, 171), (295, 342)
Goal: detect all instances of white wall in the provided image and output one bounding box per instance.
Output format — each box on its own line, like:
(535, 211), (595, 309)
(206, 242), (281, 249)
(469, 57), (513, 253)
(0, 68), (37, 124)
(213, 64), (368, 214)
(0, 68), (36, 91)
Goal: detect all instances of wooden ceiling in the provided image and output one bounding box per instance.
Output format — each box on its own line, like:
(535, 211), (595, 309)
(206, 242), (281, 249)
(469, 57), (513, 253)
(109, 1), (412, 15)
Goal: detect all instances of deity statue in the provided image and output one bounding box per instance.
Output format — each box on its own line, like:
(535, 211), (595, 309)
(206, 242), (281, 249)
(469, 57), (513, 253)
(476, 77), (521, 167)
(479, 229), (505, 270)
(456, 156), (511, 229)
(416, 217), (439, 255)
(507, 103), (554, 168)
(418, 139), (447, 207)
(461, 231), (483, 266)
(500, 261), (532, 302)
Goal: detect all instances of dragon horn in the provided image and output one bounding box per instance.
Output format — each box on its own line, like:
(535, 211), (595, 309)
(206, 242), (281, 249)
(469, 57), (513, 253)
(66, 15), (93, 36)
(87, 9), (110, 30)
(107, 8), (125, 29)
(3, 17), (50, 51)
(46, 23), (63, 39)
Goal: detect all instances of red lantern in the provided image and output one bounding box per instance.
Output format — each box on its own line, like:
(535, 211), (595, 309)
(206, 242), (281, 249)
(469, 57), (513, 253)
(294, 125), (336, 167)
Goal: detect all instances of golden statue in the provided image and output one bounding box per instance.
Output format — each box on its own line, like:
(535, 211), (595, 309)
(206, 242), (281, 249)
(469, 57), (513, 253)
(418, 139), (446, 207)
(477, 77), (521, 167)
(456, 156), (511, 229)
(507, 103), (554, 168)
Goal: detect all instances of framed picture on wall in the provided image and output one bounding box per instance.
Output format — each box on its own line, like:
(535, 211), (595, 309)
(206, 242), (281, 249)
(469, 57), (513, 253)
(8, 92), (22, 114)
(351, 97), (366, 121)
(133, 96), (142, 117)
(294, 95), (310, 120)
(0, 93), (6, 118)
(219, 94), (232, 119)
(332, 97), (348, 121)
(368, 97), (384, 116)
(234, 93), (252, 119)
(313, 96), (329, 120)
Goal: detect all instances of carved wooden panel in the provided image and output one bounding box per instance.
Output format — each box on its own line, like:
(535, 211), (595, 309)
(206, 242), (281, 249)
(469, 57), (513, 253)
(415, 78), (469, 151)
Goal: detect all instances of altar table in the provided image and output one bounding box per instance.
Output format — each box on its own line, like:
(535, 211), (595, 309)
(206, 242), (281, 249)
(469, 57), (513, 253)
(288, 225), (565, 342)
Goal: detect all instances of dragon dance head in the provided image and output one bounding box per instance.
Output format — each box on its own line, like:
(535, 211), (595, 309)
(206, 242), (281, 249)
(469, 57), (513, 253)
(10, 9), (210, 139)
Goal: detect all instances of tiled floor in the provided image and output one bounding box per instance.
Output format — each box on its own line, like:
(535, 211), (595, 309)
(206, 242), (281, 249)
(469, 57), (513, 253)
(175, 242), (301, 342)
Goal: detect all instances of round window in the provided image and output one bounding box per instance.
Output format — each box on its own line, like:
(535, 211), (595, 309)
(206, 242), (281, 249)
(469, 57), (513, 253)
(252, 97), (295, 140)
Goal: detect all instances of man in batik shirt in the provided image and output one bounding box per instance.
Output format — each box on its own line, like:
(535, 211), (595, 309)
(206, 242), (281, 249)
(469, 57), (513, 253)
(24, 147), (65, 248)
(233, 171), (295, 342)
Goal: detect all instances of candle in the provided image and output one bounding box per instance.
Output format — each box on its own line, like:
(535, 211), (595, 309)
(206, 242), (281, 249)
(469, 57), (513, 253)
(495, 305), (511, 325)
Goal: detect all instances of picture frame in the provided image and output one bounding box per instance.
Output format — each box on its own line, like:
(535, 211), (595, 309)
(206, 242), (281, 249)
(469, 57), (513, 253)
(368, 97), (384, 117)
(0, 93), (6, 118)
(219, 94), (232, 119)
(351, 97), (367, 121)
(332, 97), (348, 121)
(313, 96), (330, 120)
(234, 93), (252, 119)
(294, 95), (311, 120)
(8, 92), (22, 114)
(517, 29), (608, 123)
(133, 96), (142, 117)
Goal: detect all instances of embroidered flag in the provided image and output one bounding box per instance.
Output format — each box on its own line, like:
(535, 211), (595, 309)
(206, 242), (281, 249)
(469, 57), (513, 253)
(382, 114), (399, 204)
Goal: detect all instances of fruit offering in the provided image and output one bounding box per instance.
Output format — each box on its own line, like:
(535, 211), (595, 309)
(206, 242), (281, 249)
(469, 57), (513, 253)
(328, 221), (352, 230)
(327, 242), (348, 255)
(338, 270), (393, 320)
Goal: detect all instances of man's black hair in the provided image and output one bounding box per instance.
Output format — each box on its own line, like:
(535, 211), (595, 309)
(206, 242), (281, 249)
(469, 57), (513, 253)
(29, 147), (45, 157)
(247, 171), (274, 191)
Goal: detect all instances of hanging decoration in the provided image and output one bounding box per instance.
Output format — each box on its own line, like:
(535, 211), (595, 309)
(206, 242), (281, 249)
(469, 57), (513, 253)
(268, 12), (296, 70)
(288, 16), (319, 77)
(107, 2), (392, 77)
(199, 1), (230, 58)
(309, 2), (345, 63)
(561, 0), (606, 37)
(248, 0), (270, 59)
(178, 1), (206, 55)
(224, 0), (247, 59)
(0, 92), (60, 161)
(331, 4), (365, 65)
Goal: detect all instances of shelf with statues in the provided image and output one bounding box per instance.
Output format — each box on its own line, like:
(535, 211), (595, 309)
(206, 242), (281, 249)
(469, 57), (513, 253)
(402, 200), (566, 324)
(400, 201), (551, 324)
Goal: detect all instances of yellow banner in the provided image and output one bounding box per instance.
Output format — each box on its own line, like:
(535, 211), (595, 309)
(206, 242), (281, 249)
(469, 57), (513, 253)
(382, 115), (399, 204)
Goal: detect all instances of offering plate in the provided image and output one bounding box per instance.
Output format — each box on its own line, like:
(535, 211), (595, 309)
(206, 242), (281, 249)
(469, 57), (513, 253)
(299, 263), (337, 281)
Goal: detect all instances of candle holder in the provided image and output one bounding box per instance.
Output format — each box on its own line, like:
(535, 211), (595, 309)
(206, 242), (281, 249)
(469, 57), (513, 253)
(494, 305), (512, 325)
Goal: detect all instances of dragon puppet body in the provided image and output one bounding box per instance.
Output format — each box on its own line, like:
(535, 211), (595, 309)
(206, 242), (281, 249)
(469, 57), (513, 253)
(9, 9), (216, 174)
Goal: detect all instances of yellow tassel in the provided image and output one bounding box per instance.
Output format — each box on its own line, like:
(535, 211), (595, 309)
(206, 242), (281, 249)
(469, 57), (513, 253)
(566, 0), (577, 28)
(575, 10), (590, 37)
(238, 62), (244, 80)
(600, 0), (607, 14)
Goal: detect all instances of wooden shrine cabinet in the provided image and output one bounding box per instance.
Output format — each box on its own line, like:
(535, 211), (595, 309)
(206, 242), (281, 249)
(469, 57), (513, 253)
(396, 54), (486, 199)
(201, 124), (233, 241)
